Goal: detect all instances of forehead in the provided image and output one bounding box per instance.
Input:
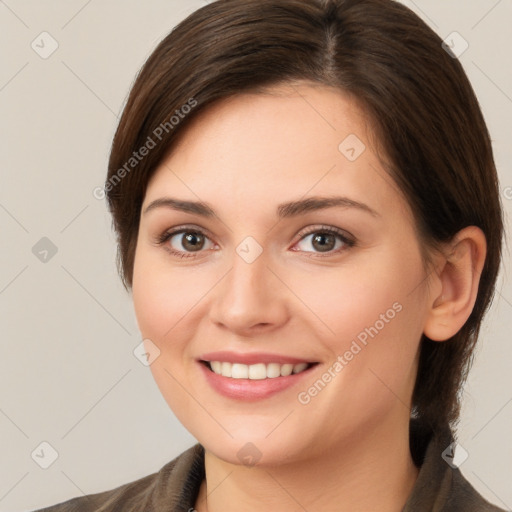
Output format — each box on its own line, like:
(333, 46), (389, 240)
(166, 82), (372, 167)
(144, 83), (409, 223)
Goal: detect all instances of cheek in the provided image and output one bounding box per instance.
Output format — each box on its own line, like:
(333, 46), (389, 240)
(292, 271), (423, 435)
(289, 245), (426, 416)
(132, 247), (202, 341)
(132, 250), (200, 417)
(290, 249), (424, 349)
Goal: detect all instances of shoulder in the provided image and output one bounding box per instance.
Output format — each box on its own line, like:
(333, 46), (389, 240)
(29, 444), (204, 512)
(442, 467), (507, 512)
(404, 419), (507, 511)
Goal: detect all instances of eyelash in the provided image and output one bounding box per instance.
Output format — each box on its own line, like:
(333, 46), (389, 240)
(156, 224), (356, 259)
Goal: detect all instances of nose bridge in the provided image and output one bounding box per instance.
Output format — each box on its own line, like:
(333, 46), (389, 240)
(210, 237), (288, 333)
(225, 239), (272, 309)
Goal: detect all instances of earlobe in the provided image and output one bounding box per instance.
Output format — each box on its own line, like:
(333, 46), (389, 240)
(423, 226), (487, 342)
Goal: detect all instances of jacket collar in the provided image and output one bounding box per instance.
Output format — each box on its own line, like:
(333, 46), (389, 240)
(149, 419), (502, 511)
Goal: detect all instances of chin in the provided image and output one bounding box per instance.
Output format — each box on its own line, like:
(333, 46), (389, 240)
(201, 434), (301, 468)
(191, 426), (304, 467)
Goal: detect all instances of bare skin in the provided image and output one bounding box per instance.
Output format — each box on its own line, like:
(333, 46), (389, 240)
(131, 82), (486, 512)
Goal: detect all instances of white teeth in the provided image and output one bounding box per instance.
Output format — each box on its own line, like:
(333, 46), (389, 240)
(231, 363), (249, 379)
(249, 363), (266, 380)
(280, 363), (294, 377)
(266, 363), (281, 378)
(210, 361), (222, 374)
(207, 361), (311, 379)
(221, 362), (232, 377)
(292, 363), (308, 374)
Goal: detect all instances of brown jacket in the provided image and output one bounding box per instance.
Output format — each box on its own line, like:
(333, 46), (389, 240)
(31, 420), (506, 511)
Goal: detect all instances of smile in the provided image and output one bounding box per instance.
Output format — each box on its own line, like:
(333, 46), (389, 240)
(203, 361), (314, 379)
(198, 354), (319, 400)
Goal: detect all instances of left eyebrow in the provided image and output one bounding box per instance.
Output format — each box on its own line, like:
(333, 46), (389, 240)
(276, 196), (379, 218)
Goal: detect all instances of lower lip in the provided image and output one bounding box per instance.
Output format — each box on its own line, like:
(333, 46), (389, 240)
(198, 362), (317, 400)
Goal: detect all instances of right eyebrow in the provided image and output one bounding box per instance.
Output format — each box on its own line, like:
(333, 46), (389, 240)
(142, 198), (215, 217)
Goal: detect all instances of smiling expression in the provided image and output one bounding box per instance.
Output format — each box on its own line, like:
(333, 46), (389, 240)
(132, 82), (433, 466)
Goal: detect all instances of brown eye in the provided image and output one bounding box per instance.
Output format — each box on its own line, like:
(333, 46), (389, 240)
(173, 231), (207, 252)
(157, 226), (216, 259)
(311, 233), (336, 252)
(294, 227), (353, 255)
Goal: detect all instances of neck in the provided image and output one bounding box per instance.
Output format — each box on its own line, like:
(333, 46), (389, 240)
(195, 415), (419, 512)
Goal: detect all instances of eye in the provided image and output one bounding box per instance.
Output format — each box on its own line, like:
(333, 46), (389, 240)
(156, 224), (355, 259)
(157, 227), (215, 258)
(293, 225), (355, 256)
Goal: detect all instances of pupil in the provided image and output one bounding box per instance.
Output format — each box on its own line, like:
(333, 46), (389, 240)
(313, 233), (334, 252)
(183, 232), (204, 251)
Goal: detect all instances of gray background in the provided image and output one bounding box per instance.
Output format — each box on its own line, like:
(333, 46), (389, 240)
(1, 1), (511, 510)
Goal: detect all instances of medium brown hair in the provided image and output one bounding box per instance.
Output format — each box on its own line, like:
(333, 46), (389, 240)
(106, 0), (503, 433)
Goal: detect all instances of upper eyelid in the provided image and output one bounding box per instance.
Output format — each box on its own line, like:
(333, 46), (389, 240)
(159, 224), (214, 240)
(296, 224), (353, 240)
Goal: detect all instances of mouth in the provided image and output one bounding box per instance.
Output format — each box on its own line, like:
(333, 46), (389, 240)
(197, 353), (320, 400)
(201, 360), (316, 379)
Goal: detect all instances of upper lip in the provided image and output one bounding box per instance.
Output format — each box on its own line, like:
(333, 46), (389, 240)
(199, 351), (317, 365)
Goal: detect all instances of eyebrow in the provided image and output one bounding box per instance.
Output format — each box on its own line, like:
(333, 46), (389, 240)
(142, 195), (379, 218)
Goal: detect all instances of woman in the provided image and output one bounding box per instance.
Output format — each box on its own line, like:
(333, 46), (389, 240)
(33, 0), (506, 510)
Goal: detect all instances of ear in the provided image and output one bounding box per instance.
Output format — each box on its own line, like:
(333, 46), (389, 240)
(423, 226), (487, 342)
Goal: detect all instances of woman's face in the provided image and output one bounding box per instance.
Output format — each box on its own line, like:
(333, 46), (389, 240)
(132, 83), (433, 465)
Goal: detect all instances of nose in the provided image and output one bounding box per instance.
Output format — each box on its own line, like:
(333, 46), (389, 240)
(209, 247), (290, 337)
